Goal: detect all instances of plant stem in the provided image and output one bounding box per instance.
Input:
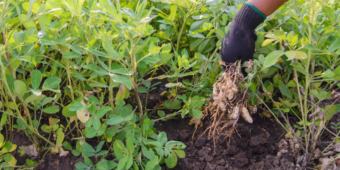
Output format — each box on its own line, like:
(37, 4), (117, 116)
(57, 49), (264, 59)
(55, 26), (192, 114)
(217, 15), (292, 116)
(108, 58), (114, 114)
(176, 14), (189, 53)
(130, 39), (144, 125)
(65, 58), (80, 136)
(2, 31), (15, 78)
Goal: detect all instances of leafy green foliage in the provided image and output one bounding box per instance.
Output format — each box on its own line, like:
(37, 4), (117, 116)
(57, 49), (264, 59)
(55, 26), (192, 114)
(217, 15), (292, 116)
(1, 0), (339, 168)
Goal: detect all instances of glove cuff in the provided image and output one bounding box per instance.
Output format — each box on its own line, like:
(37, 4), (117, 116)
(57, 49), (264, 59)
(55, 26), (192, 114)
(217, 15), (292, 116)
(233, 3), (265, 30)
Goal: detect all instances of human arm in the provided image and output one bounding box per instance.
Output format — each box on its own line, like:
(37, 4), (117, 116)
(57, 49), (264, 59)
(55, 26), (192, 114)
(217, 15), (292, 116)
(249, 0), (289, 16)
(220, 0), (289, 75)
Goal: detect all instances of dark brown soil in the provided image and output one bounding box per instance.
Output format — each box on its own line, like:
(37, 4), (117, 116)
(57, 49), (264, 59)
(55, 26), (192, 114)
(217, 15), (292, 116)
(154, 114), (297, 170)
(10, 131), (83, 170)
(7, 98), (340, 170)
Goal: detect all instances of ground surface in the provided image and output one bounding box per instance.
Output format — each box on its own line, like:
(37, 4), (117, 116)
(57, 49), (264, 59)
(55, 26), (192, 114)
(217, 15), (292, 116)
(155, 113), (297, 170)
(8, 104), (340, 170)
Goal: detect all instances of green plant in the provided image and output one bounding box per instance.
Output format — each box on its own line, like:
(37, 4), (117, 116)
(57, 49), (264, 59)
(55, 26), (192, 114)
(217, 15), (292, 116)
(0, 133), (17, 167)
(242, 0), (340, 166)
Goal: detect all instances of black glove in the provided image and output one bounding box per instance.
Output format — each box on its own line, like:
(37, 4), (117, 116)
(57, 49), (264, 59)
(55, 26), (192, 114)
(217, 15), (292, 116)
(221, 4), (265, 75)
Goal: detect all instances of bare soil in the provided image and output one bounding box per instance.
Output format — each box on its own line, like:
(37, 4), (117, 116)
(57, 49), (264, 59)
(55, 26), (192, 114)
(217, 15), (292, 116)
(154, 113), (298, 170)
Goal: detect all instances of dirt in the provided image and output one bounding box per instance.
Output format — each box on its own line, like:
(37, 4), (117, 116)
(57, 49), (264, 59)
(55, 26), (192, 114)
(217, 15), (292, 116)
(7, 97), (340, 170)
(154, 113), (297, 170)
(10, 131), (83, 170)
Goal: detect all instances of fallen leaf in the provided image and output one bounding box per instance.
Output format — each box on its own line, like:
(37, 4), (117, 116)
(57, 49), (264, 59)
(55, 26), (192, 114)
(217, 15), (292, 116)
(252, 105), (257, 114)
(247, 59), (255, 70)
(309, 107), (321, 118)
(165, 82), (184, 88)
(332, 142), (340, 152)
(315, 111), (326, 120)
(51, 146), (59, 154)
(76, 102), (90, 123)
(323, 151), (335, 156)
(59, 148), (69, 157)
(219, 61), (226, 66)
(320, 158), (331, 170)
(70, 116), (76, 123)
(336, 158), (340, 166)
(49, 116), (53, 126)
(314, 148), (322, 159)
(84, 91), (94, 97)
(278, 139), (288, 148)
(261, 92), (273, 96)
(189, 117), (202, 128)
(8, 155), (16, 166)
(284, 133), (293, 139)
(331, 90), (340, 99)
(118, 83), (125, 95)
(54, 159), (60, 165)
(20, 144), (38, 157)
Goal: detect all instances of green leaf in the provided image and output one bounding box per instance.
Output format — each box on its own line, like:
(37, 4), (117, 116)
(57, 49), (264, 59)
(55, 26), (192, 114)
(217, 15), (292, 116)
(285, 51), (307, 60)
(96, 106), (112, 118)
(328, 38), (340, 53)
(122, 7), (138, 19)
(1, 142), (12, 153)
(322, 6), (336, 23)
(262, 39), (276, 47)
(190, 39), (204, 51)
(25, 95), (43, 104)
(142, 146), (155, 160)
(43, 77), (61, 90)
(311, 90), (330, 100)
(63, 141), (73, 150)
(107, 115), (125, 125)
(125, 155), (133, 169)
(14, 80), (27, 97)
(117, 155), (128, 170)
(41, 36), (57, 45)
(157, 110), (165, 117)
(72, 149), (81, 156)
(82, 143), (95, 153)
(157, 132), (167, 146)
(190, 18), (210, 31)
(263, 50), (284, 68)
(165, 151), (178, 168)
(126, 138), (134, 154)
(164, 100), (181, 110)
(87, 48), (108, 57)
(63, 51), (81, 59)
(279, 84), (292, 99)
(325, 105), (340, 121)
(75, 162), (88, 169)
(62, 104), (76, 117)
(26, 159), (37, 166)
(43, 106), (60, 114)
(169, 5), (177, 21)
(195, 53), (208, 62)
(102, 36), (118, 59)
(290, 63), (309, 76)
(192, 109), (203, 118)
(110, 74), (133, 90)
(190, 96), (206, 108)
(96, 160), (108, 170)
(322, 69), (335, 78)
(31, 70), (42, 89)
(96, 141), (105, 152)
(93, 118), (101, 130)
(174, 150), (185, 158)
(0, 133), (4, 148)
(24, 28), (38, 44)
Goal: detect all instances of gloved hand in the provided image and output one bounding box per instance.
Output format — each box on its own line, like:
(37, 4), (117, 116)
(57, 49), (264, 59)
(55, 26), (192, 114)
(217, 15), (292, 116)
(221, 3), (265, 75)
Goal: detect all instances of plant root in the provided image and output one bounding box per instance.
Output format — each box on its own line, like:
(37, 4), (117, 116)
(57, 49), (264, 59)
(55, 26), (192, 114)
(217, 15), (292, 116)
(196, 61), (254, 155)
